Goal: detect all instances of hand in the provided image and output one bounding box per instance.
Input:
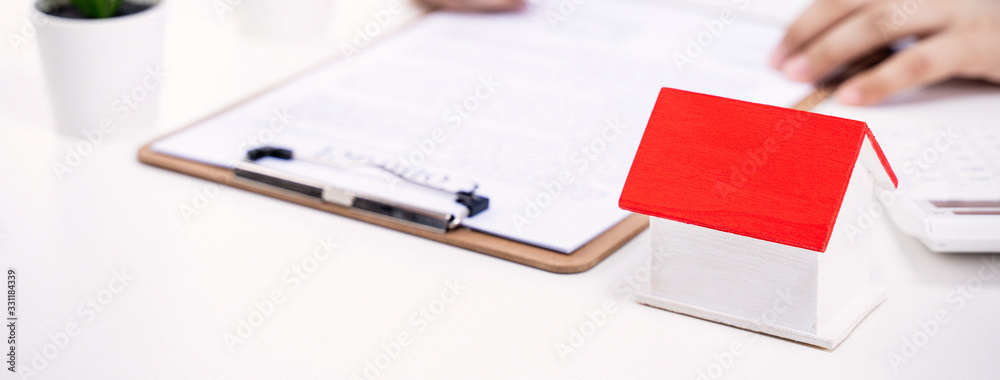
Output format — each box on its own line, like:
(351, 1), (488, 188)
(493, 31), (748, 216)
(415, 0), (525, 12)
(770, 0), (1000, 105)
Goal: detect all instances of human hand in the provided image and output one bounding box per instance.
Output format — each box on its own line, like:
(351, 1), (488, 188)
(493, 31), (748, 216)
(414, 0), (525, 12)
(770, 0), (1000, 105)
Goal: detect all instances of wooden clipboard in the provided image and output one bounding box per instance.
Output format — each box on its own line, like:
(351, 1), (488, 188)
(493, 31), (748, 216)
(136, 21), (653, 273)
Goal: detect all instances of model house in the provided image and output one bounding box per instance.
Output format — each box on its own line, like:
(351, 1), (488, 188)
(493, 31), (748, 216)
(619, 88), (898, 349)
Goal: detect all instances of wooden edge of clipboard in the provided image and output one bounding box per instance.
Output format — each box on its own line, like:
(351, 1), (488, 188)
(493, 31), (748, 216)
(138, 144), (650, 274)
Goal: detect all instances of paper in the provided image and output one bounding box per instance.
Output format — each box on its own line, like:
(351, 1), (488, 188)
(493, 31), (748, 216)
(152, 0), (813, 253)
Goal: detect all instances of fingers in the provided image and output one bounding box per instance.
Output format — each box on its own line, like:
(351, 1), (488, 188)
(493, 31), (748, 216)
(781, 1), (949, 82)
(770, 0), (870, 68)
(416, 0), (525, 13)
(950, 4), (1000, 83)
(836, 32), (969, 105)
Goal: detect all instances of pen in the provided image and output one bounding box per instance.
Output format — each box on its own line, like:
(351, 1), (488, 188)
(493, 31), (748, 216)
(233, 147), (489, 232)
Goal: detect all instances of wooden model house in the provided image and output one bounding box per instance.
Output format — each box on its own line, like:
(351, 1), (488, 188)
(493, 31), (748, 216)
(619, 88), (898, 348)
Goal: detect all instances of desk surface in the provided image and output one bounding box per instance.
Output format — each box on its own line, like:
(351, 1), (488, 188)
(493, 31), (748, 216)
(1, 1), (998, 379)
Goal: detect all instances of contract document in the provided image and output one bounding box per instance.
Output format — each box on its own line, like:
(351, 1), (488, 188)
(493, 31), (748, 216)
(152, 0), (813, 253)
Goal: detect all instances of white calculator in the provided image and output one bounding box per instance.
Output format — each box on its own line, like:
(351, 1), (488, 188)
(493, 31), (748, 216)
(879, 124), (1000, 253)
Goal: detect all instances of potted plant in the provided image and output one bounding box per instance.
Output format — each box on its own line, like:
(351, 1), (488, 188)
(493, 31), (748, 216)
(34, 0), (166, 138)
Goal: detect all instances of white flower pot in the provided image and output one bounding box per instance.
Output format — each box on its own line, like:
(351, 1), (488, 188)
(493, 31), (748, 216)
(34, 0), (166, 138)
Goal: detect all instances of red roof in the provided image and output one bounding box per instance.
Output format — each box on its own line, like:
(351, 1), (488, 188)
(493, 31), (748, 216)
(619, 88), (897, 252)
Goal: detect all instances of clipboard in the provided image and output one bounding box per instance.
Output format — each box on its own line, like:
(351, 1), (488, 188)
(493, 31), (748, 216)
(137, 43), (651, 273)
(137, 12), (653, 273)
(137, 6), (888, 273)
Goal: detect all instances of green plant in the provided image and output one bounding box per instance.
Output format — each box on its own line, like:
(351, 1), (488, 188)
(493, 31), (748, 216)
(70, 0), (122, 18)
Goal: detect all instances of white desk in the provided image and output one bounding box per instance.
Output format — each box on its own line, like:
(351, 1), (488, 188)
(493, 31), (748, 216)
(1, 1), (998, 379)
